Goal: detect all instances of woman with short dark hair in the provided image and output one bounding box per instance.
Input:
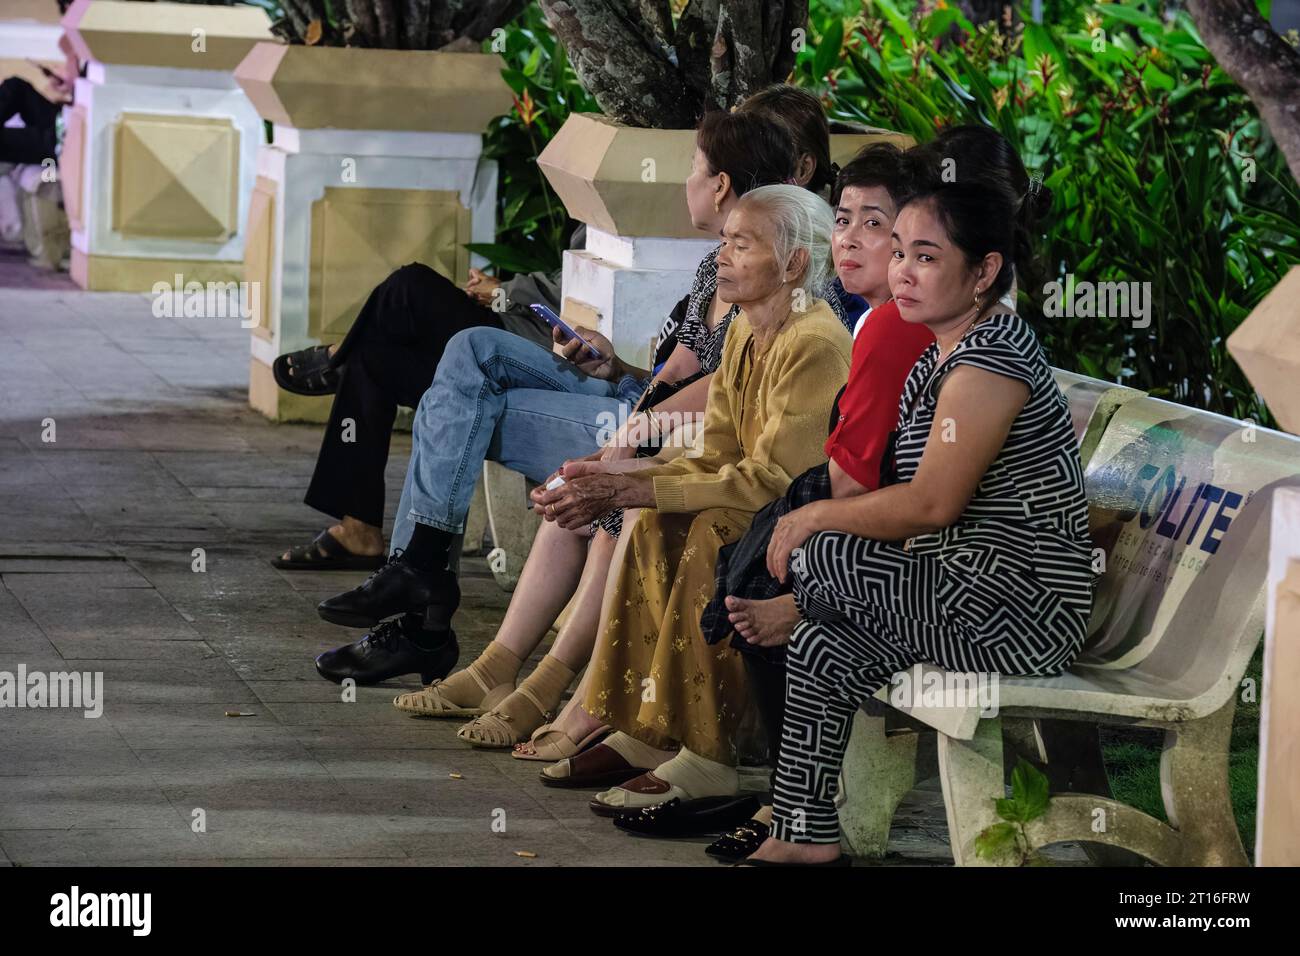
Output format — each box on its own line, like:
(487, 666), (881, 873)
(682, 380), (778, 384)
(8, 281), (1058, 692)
(746, 140), (1092, 866)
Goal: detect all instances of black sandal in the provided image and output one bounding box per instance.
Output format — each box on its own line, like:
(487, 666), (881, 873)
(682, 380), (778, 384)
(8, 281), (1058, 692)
(271, 529), (385, 571)
(273, 345), (339, 396)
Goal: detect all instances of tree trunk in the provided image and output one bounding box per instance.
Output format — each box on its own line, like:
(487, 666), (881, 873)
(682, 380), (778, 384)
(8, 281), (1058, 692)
(539, 0), (700, 127)
(402, 0), (428, 49)
(451, 0), (530, 43)
(344, 0), (379, 47)
(538, 0), (806, 128)
(1185, 0), (1300, 186)
(372, 0), (399, 48)
(280, 0), (312, 40)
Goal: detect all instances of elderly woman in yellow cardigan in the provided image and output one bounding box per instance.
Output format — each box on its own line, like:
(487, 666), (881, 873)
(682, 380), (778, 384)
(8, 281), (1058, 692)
(532, 185), (852, 812)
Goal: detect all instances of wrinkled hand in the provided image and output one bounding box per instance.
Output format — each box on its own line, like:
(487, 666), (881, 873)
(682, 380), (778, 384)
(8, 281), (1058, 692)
(766, 503), (823, 584)
(532, 474), (628, 530)
(529, 456), (615, 511)
(464, 268), (501, 306)
(555, 325), (618, 380)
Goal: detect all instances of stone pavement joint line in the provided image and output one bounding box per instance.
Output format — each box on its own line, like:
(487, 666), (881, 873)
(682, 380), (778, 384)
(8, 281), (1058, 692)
(0, 281), (1024, 867)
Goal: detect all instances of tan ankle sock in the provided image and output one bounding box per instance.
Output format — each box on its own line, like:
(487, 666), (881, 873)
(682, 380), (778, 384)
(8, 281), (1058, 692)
(433, 641), (522, 707)
(603, 731), (676, 770)
(491, 655), (576, 726)
(653, 747), (738, 799)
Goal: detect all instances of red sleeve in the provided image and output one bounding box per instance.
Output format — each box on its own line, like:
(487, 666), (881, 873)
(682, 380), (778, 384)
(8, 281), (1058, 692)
(824, 301), (934, 490)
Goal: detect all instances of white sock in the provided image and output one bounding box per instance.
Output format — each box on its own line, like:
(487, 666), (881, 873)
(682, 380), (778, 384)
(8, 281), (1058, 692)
(603, 731), (675, 769)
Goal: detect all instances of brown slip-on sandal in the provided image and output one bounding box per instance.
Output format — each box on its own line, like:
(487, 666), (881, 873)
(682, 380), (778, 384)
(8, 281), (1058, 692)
(393, 669), (513, 719)
(588, 771), (690, 817)
(511, 723), (611, 762)
(538, 742), (650, 790)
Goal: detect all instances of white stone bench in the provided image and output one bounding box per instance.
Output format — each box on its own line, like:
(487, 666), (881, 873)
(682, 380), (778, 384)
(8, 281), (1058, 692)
(841, 379), (1300, 865)
(0, 161), (67, 269)
(461, 461), (540, 591)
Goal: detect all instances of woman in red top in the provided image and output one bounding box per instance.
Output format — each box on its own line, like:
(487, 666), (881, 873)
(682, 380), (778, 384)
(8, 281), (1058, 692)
(689, 144), (933, 858)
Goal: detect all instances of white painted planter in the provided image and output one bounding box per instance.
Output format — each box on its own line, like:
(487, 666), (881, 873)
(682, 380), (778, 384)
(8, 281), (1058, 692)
(233, 43), (512, 421)
(562, 229), (719, 371)
(539, 113), (914, 371)
(60, 0), (273, 290)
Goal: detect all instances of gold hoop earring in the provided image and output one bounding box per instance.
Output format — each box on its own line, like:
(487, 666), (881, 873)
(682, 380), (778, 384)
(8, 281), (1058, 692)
(972, 287), (982, 312)
(713, 196), (721, 213)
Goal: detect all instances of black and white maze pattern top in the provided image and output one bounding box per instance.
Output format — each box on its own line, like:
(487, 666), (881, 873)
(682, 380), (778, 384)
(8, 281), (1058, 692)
(652, 245), (739, 375)
(892, 313), (1095, 623)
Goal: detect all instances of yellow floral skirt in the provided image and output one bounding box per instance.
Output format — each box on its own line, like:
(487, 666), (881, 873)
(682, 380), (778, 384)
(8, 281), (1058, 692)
(584, 507), (752, 764)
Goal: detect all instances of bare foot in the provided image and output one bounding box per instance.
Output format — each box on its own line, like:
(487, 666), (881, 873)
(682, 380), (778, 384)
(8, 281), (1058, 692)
(330, 516), (384, 556)
(745, 836), (841, 865)
(726, 593), (800, 646)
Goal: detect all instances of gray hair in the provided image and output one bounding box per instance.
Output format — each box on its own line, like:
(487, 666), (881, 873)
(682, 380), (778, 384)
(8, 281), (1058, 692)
(736, 184), (834, 299)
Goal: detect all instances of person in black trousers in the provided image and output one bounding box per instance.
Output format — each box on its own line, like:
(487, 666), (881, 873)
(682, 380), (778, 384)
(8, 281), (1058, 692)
(0, 77), (62, 167)
(272, 231), (583, 570)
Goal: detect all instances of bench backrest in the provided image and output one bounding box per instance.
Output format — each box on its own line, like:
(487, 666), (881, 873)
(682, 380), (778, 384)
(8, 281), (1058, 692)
(1051, 368), (1146, 465)
(1077, 397), (1300, 703)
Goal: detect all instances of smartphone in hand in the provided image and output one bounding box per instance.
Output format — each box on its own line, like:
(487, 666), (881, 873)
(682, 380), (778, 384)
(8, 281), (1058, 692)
(528, 303), (603, 361)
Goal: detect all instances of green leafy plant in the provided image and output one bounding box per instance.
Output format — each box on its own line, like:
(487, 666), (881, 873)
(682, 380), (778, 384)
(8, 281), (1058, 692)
(974, 758), (1054, 866)
(468, 4), (599, 278)
(794, 0), (1300, 425)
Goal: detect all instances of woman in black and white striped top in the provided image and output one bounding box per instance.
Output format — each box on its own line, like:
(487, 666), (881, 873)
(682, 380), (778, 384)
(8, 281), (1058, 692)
(747, 141), (1093, 866)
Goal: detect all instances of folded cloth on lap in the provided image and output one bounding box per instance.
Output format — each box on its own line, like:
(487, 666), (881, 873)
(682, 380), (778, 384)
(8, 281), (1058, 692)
(700, 462), (834, 663)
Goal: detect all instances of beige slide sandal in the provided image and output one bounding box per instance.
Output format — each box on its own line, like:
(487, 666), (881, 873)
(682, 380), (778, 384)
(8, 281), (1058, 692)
(510, 723), (611, 762)
(393, 672), (513, 719)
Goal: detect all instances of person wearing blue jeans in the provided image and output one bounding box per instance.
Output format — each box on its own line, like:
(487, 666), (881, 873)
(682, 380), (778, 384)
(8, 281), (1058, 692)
(313, 324), (647, 685)
(311, 100), (815, 688)
(384, 326), (645, 555)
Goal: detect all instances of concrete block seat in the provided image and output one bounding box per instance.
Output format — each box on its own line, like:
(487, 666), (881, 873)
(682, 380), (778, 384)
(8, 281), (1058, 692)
(841, 374), (1300, 866)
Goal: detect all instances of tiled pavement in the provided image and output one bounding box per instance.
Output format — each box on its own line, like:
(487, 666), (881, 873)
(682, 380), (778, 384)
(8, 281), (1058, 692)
(0, 273), (981, 867)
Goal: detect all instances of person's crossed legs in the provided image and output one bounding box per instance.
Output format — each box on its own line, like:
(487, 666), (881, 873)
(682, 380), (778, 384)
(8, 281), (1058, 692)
(314, 327), (637, 685)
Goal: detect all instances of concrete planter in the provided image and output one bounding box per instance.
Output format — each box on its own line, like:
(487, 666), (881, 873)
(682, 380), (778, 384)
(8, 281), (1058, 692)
(60, 0), (272, 291)
(538, 113), (913, 372)
(233, 43), (512, 421)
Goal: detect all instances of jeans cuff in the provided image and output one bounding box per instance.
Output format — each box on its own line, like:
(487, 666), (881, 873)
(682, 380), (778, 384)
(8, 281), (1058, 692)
(408, 512), (464, 535)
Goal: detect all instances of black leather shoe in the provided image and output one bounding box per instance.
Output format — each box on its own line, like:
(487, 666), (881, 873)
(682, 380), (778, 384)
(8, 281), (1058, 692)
(705, 817), (771, 861)
(611, 795), (759, 839)
(314, 620), (458, 685)
(317, 553), (459, 629)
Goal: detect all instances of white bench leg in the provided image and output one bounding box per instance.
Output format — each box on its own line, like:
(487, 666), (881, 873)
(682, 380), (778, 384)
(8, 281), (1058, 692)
(837, 709), (921, 858)
(1017, 702), (1246, 867)
(21, 180), (68, 270)
(1159, 698), (1249, 866)
(481, 461), (540, 591)
(937, 716), (1009, 866)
